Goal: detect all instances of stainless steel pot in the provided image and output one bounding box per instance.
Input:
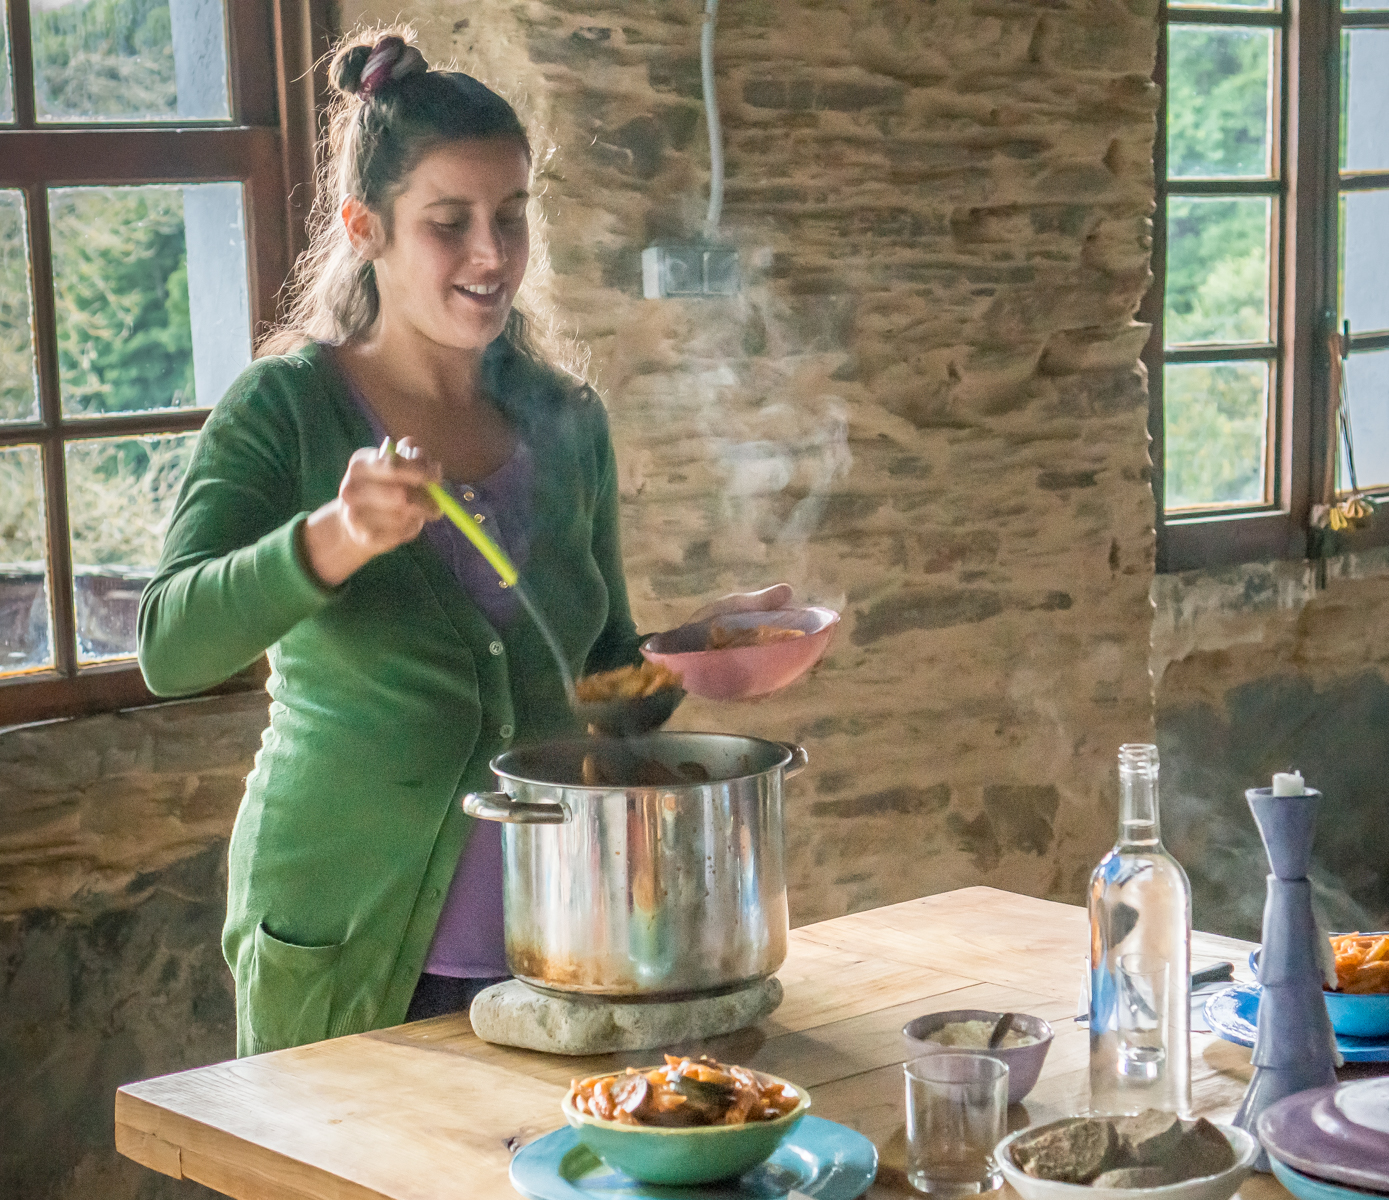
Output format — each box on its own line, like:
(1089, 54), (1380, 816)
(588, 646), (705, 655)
(462, 732), (807, 999)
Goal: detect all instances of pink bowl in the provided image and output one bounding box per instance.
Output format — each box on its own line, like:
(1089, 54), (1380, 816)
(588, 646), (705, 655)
(640, 606), (839, 701)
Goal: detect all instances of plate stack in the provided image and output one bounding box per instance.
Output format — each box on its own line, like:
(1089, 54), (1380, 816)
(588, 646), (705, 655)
(1258, 1078), (1389, 1200)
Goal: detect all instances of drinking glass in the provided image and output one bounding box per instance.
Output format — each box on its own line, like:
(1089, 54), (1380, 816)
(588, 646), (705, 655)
(1118, 953), (1170, 1081)
(904, 1051), (1008, 1196)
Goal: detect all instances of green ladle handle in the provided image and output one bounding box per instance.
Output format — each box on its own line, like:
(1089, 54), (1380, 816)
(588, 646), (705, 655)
(377, 437), (518, 587)
(424, 480), (519, 587)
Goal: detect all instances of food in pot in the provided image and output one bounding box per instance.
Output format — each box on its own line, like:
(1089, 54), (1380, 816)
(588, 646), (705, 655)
(1009, 1111), (1235, 1186)
(925, 1019), (1038, 1049)
(568, 1055), (801, 1127)
(1330, 933), (1389, 993)
(707, 623), (806, 650)
(580, 752), (712, 787)
(575, 661), (682, 702)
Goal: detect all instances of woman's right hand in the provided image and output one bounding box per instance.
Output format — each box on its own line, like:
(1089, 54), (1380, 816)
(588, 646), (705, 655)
(302, 437), (442, 587)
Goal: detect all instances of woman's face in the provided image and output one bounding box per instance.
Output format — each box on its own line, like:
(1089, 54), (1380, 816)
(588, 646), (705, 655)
(347, 137), (531, 352)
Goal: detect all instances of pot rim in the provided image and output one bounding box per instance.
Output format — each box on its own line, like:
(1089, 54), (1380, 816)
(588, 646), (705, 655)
(489, 730), (798, 792)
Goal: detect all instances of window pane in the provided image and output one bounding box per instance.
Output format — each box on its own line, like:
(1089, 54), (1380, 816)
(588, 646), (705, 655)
(0, 190), (39, 422)
(67, 433), (196, 663)
(1165, 197), (1271, 346)
(31, 0), (229, 123)
(1164, 361), (1270, 510)
(1342, 31), (1389, 172)
(1, 0), (13, 123)
(1339, 190), (1389, 335)
(50, 183), (251, 417)
(1340, 350), (1389, 492)
(1167, 25), (1274, 179)
(0, 445), (53, 675)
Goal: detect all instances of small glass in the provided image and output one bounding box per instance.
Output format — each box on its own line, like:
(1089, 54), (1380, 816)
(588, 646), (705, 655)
(904, 1052), (1008, 1197)
(1118, 954), (1170, 1081)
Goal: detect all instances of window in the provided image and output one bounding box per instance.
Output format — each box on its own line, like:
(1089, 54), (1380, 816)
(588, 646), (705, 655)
(0, 1), (330, 726)
(1147, 1), (1389, 571)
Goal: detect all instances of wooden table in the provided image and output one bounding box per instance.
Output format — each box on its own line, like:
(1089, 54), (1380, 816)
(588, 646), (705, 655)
(116, 886), (1349, 1200)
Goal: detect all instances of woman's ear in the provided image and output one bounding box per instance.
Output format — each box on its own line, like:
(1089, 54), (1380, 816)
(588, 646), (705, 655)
(341, 196), (385, 258)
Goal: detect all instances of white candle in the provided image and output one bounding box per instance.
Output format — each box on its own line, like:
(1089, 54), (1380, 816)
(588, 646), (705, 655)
(1272, 770), (1306, 796)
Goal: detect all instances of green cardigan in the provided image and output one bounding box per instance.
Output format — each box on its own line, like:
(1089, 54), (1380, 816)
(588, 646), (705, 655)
(137, 343), (640, 1056)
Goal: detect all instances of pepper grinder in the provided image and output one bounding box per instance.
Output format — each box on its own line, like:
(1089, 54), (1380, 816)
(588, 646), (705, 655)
(1233, 774), (1339, 1171)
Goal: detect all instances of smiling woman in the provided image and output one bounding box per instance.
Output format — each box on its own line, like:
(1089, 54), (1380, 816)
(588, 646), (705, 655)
(135, 26), (648, 1056)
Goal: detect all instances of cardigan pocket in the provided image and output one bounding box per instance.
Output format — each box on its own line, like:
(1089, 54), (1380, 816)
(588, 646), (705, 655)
(247, 921), (344, 1052)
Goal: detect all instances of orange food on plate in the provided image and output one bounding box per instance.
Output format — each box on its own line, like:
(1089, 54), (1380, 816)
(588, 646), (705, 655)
(706, 623), (807, 650)
(568, 1055), (800, 1128)
(575, 661), (682, 702)
(1329, 933), (1389, 994)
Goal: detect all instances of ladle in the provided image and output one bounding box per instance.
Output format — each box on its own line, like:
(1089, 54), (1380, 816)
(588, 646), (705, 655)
(380, 439), (684, 736)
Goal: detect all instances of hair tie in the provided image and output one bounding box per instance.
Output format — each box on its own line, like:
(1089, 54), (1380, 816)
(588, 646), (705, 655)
(358, 36), (426, 100)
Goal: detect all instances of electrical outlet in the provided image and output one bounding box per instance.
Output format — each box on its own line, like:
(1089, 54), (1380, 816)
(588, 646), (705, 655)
(642, 244), (740, 298)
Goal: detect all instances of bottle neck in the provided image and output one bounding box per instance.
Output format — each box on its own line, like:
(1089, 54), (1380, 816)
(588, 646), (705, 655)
(1118, 745), (1161, 847)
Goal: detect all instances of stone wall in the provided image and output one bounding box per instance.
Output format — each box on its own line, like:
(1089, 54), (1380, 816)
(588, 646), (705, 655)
(348, 0), (1163, 920)
(1, 695), (262, 1200)
(1153, 553), (1389, 941)
(1, 2), (1164, 1196)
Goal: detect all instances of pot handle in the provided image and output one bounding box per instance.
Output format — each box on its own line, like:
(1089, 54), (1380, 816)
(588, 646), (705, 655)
(463, 792), (569, 825)
(778, 743), (810, 779)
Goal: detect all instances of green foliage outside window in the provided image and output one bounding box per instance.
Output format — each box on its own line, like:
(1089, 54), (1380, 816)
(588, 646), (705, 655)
(1164, 24), (1275, 509)
(33, 0), (176, 121)
(1, 0), (195, 575)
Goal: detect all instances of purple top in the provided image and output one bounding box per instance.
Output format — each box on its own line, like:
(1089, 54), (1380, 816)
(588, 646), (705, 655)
(348, 383), (527, 979)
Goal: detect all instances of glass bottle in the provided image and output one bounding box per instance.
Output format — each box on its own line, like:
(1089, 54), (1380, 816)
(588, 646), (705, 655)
(1088, 743), (1192, 1116)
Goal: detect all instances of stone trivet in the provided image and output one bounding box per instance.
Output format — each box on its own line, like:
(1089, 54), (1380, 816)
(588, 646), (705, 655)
(469, 977), (783, 1055)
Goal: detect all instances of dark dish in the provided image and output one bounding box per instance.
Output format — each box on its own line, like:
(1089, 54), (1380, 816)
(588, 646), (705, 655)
(568, 1055), (801, 1128)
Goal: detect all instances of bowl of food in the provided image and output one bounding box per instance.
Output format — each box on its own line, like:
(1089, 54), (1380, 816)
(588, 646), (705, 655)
(640, 606), (839, 701)
(1325, 933), (1389, 1037)
(562, 1055), (810, 1185)
(996, 1112), (1258, 1200)
(1253, 933), (1389, 1038)
(902, 1009), (1054, 1104)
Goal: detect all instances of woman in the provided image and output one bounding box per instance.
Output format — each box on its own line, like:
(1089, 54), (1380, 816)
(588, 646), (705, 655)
(138, 29), (650, 1056)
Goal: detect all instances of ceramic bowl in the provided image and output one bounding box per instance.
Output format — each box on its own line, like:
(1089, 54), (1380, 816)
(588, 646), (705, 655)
(560, 1071), (811, 1185)
(1251, 935), (1389, 1038)
(1269, 1157), (1387, 1200)
(901, 1009), (1054, 1104)
(641, 606), (839, 701)
(996, 1121), (1259, 1200)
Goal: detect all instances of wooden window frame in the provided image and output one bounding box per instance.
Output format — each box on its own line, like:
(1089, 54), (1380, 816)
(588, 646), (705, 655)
(0, 0), (333, 726)
(1146, 0), (1389, 573)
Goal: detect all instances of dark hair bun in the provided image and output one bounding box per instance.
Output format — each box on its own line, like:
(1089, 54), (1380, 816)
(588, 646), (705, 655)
(331, 34), (429, 101)
(330, 43), (373, 97)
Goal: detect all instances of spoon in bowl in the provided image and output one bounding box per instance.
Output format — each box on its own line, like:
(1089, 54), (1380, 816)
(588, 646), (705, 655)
(382, 438), (684, 736)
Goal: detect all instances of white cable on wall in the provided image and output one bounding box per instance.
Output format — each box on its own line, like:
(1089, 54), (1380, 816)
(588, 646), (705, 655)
(702, 0), (724, 239)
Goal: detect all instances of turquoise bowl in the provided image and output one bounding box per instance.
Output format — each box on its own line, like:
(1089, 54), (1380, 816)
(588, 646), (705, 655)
(1270, 1156), (1372, 1200)
(561, 1071), (811, 1185)
(1322, 988), (1389, 1038)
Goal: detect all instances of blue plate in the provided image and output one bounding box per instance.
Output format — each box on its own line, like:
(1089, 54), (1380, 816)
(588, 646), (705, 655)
(1270, 1155), (1389, 1200)
(1204, 982), (1389, 1063)
(510, 1115), (879, 1200)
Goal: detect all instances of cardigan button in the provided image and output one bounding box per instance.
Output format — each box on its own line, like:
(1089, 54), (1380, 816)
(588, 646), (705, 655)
(499, 724), (514, 740)
(489, 641), (503, 656)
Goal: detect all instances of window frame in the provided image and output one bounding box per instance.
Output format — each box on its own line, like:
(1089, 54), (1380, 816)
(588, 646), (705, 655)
(1146, 0), (1389, 573)
(0, 0), (332, 726)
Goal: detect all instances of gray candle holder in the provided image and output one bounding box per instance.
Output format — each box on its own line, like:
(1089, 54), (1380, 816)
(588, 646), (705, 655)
(1233, 786), (1338, 1172)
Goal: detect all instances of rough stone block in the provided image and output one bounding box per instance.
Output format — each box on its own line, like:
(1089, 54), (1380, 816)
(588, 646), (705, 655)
(469, 978), (784, 1054)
